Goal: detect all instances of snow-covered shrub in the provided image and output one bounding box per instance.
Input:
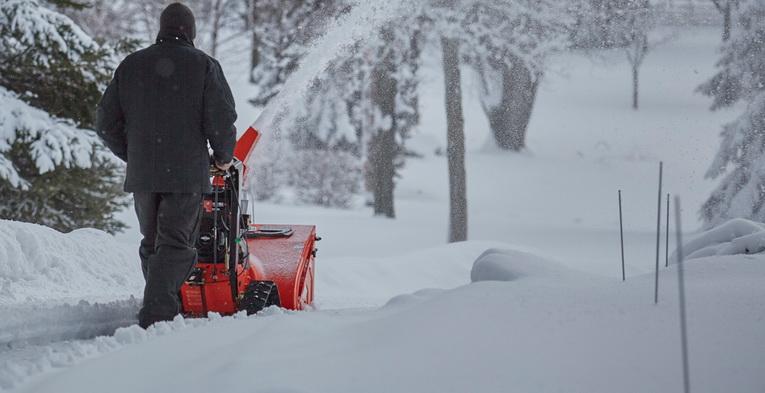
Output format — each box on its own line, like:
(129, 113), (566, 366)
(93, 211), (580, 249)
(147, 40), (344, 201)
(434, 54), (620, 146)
(245, 135), (363, 209)
(246, 138), (290, 202)
(288, 149), (362, 209)
(470, 248), (568, 283)
(671, 218), (765, 261)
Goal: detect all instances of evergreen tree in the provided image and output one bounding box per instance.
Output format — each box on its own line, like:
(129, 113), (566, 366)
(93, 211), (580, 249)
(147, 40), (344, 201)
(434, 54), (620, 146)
(0, 0), (128, 233)
(699, 0), (765, 228)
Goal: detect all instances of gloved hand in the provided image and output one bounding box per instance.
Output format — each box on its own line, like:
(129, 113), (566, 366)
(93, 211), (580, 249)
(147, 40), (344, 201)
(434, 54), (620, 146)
(215, 160), (233, 171)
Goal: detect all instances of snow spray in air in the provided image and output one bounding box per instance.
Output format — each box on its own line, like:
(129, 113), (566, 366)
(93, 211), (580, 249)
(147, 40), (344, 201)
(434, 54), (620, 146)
(243, 0), (417, 193)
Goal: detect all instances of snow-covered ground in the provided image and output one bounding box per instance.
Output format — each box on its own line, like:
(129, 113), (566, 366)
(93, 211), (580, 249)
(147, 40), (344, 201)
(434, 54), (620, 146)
(1, 26), (764, 392)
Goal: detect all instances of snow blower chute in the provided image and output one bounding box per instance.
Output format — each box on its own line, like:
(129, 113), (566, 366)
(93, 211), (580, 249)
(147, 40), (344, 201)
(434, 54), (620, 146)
(180, 127), (319, 316)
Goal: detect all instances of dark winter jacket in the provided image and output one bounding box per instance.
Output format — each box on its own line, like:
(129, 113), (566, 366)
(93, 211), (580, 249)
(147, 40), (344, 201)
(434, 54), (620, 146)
(96, 28), (237, 193)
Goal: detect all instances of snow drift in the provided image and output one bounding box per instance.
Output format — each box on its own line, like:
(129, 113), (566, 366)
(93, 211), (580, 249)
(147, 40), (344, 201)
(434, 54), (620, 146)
(671, 218), (765, 261)
(0, 220), (143, 307)
(470, 247), (576, 282)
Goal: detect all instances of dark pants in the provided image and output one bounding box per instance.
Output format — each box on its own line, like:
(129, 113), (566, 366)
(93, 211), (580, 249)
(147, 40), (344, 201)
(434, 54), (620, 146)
(134, 192), (202, 328)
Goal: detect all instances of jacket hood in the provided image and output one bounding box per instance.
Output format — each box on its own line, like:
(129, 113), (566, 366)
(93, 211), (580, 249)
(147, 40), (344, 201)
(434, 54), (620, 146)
(156, 28), (195, 47)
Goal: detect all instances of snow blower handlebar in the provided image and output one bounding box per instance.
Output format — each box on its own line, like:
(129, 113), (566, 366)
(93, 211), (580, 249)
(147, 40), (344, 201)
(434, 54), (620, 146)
(209, 157), (240, 176)
(208, 157), (245, 302)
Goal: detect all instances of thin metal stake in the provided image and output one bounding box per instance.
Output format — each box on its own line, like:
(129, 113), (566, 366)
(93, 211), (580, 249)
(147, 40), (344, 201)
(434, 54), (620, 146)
(654, 162), (663, 304)
(666, 194), (670, 267)
(675, 196), (691, 393)
(619, 190), (626, 281)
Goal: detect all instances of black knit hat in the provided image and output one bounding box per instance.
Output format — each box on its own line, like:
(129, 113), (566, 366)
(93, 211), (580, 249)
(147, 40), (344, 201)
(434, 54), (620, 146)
(160, 3), (196, 40)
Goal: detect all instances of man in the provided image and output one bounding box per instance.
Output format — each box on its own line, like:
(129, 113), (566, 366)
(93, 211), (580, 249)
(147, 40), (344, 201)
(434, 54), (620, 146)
(96, 3), (237, 329)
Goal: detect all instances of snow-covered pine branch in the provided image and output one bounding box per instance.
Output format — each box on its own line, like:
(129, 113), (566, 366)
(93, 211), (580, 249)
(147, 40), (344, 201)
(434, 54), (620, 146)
(700, 0), (765, 228)
(0, 86), (104, 188)
(0, 0), (114, 82)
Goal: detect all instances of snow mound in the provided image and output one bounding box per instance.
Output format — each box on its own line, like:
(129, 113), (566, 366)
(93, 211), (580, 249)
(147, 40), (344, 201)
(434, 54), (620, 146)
(672, 218), (765, 261)
(382, 288), (445, 310)
(470, 248), (568, 282)
(0, 220), (143, 306)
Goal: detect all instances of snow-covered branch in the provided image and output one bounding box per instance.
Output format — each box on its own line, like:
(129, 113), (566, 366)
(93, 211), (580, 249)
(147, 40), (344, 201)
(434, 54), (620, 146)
(0, 86), (103, 189)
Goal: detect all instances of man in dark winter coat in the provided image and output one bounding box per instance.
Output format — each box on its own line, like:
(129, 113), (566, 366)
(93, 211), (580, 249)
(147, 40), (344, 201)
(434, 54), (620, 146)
(96, 3), (237, 329)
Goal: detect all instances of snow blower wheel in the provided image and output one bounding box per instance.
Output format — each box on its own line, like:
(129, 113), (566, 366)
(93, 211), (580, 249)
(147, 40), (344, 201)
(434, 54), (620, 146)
(239, 280), (281, 315)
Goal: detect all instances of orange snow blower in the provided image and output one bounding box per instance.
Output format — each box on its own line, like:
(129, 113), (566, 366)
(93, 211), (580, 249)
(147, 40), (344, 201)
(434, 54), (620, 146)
(180, 127), (318, 316)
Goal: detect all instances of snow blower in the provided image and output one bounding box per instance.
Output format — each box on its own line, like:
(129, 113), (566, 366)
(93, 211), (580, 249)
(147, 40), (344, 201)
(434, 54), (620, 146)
(180, 127), (318, 316)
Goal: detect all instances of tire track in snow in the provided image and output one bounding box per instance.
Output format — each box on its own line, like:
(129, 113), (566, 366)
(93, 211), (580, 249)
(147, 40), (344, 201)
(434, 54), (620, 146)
(0, 298), (140, 351)
(0, 297), (142, 390)
(0, 299), (290, 391)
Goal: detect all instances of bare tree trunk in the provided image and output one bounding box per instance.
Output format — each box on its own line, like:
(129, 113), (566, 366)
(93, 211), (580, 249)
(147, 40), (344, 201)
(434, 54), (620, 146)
(502, 59), (538, 151)
(625, 10), (649, 111)
(712, 0), (739, 42)
(249, 0), (260, 84)
(633, 65), (639, 109)
(368, 129), (396, 218)
(480, 56), (538, 151)
(722, 2), (732, 41)
(368, 29), (398, 218)
(250, 31), (260, 83)
(442, 36), (467, 243)
(712, 0), (737, 41)
(208, 0), (225, 58)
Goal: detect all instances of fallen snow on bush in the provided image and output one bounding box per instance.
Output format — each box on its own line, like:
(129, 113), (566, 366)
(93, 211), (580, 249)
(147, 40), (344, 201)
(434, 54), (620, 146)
(0, 87), (103, 188)
(672, 218), (765, 261)
(470, 247), (573, 282)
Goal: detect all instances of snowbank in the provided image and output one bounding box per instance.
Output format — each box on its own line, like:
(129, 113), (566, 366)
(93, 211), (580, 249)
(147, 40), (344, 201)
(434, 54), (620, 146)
(1, 218), (765, 393)
(672, 218), (765, 261)
(4, 242), (764, 393)
(0, 219), (143, 306)
(470, 247), (573, 282)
